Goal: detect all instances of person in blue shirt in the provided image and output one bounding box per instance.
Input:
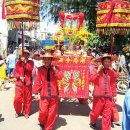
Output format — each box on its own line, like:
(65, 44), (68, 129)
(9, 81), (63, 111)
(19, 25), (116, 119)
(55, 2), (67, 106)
(122, 87), (130, 130)
(6, 50), (16, 79)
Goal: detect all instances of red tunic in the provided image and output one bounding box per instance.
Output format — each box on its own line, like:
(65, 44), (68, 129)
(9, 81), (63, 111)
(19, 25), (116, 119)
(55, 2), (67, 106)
(13, 60), (34, 87)
(90, 68), (119, 98)
(33, 66), (63, 97)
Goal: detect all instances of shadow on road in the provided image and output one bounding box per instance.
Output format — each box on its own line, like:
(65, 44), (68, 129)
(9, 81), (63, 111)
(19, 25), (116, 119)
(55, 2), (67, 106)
(0, 114), (4, 122)
(95, 118), (102, 130)
(59, 98), (91, 116)
(31, 99), (39, 115)
(54, 116), (67, 130)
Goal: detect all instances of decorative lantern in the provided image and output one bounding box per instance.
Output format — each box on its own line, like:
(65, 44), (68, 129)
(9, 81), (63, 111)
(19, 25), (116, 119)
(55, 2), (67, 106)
(96, 0), (130, 35)
(96, 0), (130, 54)
(5, 0), (40, 22)
(59, 11), (85, 36)
(5, 0), (40, 54)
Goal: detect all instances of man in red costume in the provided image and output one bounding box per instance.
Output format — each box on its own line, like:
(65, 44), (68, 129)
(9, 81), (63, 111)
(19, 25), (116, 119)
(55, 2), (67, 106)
(13, 50), (34, 119)
(89, 54), (119, 130)
(33, 52), (62, 130)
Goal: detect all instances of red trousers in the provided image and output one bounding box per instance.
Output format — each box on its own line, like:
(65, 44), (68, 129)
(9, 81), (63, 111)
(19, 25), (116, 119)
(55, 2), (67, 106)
(111, 102), (119, 122)
(14, 86), (32, 115)
(39, 97), (59, 130)
(90, 97), (112, 130)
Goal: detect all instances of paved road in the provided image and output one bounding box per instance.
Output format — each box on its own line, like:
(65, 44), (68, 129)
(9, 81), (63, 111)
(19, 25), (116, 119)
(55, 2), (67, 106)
(0, 83), (124, 130)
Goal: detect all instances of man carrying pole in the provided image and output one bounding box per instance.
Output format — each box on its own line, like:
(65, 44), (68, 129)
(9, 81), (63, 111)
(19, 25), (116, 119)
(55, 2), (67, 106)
(89, 54), (119, 130)
(13, 50), (34, 119)
(33, 52), (63, 130)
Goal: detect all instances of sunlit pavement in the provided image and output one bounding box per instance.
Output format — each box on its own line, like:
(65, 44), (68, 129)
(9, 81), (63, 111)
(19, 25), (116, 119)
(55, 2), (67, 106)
(0, 83), (123, 130)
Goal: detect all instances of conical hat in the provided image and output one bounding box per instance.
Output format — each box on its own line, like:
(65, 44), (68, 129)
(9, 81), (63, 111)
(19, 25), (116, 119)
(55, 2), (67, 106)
(94, 53), (117, 62)
(40, 52), (53, 58)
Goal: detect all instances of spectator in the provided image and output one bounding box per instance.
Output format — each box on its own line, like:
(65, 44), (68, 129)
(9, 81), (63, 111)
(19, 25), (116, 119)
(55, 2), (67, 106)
(6, 50), (16, 80)
(87, 49), (92, 56)
(0, 55), (7, 90)
(119, 52), (126, 68)
(13, 47), (19, 59)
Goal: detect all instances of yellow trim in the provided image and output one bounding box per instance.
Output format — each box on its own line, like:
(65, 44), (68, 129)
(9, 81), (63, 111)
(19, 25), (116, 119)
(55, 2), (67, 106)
(96, 23), (130, 28)
(6, 14), (39, 21)
(6, 5), (35, 13)
(5, 1), (39, 7)
(97, 9), (130, 14)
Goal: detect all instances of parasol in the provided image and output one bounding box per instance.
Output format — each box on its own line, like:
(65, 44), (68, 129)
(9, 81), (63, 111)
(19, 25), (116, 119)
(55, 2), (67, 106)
(96, 0), (130, 54)
(5, 0), (40, 54)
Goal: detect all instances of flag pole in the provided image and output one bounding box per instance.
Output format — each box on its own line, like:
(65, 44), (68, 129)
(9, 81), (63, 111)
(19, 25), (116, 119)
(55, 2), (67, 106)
(22, 22), (24, 55)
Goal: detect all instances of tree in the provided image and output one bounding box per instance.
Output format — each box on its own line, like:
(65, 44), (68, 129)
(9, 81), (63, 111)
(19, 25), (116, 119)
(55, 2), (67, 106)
(40, 0), (105, 32)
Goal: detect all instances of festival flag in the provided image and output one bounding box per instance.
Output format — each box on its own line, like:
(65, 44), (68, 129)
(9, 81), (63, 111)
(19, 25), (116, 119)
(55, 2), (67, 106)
(2, 0), (6, 19)
(54, 56), (91, 98)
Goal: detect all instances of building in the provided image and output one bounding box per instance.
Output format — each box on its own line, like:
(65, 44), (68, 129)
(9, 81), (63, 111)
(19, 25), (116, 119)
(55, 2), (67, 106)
(0, 1), (8, 56)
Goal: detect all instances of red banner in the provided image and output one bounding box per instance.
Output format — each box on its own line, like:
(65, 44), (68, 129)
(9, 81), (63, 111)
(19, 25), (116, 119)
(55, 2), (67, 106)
(54, 56), (91, 98)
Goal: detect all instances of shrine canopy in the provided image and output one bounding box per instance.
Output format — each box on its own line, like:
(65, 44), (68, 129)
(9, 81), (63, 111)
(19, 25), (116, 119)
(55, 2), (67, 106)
(5, 0), (40, 22)
(96, 0), (130, 35)
(59, 11), (84, 30)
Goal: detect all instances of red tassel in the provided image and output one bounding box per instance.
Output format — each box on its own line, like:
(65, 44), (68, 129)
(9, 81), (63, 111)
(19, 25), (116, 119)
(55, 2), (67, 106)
(2, 0), (6, 19)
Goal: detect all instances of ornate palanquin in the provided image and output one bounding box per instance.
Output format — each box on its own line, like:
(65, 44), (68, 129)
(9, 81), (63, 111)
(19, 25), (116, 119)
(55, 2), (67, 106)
(53, 56), (91, 98)
(96, 0), (130, 34)
(59, 11), (84, 36)
(5, 0), (40, 22)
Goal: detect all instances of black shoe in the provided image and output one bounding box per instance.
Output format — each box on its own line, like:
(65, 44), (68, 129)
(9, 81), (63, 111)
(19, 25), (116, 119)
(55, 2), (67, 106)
(15, 114), (20, 118)
(90, 123), (96, 129)
(112, 121), (121, 126)
(39, 124), (44, 130)
(24, 115), (29, 119)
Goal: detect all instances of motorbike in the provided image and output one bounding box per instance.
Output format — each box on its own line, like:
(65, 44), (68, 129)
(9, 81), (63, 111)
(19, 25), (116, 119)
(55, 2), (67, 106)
(116, 63), (130, 93)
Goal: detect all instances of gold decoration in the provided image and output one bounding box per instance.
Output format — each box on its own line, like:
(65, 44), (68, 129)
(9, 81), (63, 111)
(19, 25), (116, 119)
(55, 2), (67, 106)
(81, 70), (85, 90)
(59, 57), (64, 63)
(66, 57), (71, 63)
(73, 58), (79, 64)
(80, 57), (86, 64)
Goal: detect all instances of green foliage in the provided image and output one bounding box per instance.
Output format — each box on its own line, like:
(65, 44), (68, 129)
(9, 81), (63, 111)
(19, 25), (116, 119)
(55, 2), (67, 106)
(87, 33), (110, 48)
